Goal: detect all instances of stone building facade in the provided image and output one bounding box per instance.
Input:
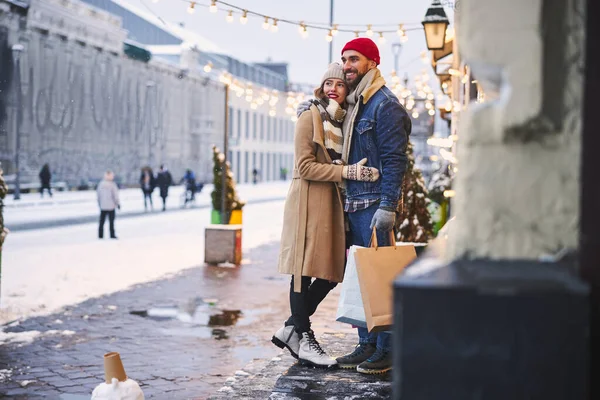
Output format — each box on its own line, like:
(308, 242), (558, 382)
(0, 0), (296, 187)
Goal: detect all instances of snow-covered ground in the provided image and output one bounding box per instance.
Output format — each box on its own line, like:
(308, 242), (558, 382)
(5, 182), (291, 228)
(0, 182), (290, 325)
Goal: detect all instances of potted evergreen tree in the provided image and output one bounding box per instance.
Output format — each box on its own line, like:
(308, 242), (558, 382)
(210, 145), (245, 224)
(395, 141), (434, 255)
(428, 160), (454, 234)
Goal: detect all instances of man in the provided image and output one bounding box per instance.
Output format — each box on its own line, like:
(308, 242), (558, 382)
(180, 168), (197, 204)
(156, 164), (173, 211)
(335, 38), (411, 375)
(97, 170), (120, 239)
(39, 163), (52, 198)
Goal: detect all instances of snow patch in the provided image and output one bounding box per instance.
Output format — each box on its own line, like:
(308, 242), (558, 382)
(234, 370), (250, 377)
(0, 330), (41, 346)
(20, 380), (35, 387)
(0, 369), (12, 383)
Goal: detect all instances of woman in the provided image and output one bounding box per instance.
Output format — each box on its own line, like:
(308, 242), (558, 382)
(272, 63), (380, 368)
(139, 167), (155, 211)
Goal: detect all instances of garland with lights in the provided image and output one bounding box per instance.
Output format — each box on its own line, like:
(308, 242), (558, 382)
(151, 0), (424, 43)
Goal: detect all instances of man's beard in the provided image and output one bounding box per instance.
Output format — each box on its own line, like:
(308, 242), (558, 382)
(346, 71), (366, 92)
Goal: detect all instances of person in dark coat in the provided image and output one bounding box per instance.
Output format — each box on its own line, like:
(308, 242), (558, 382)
(155, 164), (173, 211)
(39, 164), (52, 198)
(139, 166), (156, 211)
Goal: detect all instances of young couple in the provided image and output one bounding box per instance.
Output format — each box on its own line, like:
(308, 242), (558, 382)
(272, 37), (411, 375)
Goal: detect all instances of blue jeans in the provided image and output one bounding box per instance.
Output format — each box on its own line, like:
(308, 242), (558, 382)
(347, 203), (392, 352)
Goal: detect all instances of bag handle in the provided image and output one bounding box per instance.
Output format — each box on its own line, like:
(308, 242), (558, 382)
(369, 227), (397, 250)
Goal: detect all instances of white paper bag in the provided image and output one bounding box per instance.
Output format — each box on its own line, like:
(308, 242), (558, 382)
(336, 245), (367, 328)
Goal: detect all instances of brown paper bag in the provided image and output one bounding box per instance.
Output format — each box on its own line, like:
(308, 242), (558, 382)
(355, 228), (417, 332)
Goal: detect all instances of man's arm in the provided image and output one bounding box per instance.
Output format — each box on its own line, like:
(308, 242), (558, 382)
(375, 98), (409, 211)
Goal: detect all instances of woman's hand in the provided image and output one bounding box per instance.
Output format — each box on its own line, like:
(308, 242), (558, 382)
(342, 158), (380, 182)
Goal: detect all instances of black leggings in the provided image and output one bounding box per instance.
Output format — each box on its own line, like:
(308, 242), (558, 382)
(287, 276), (338, 334)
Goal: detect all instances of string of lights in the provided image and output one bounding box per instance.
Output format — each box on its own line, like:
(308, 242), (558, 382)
(153, 0), (421, 43)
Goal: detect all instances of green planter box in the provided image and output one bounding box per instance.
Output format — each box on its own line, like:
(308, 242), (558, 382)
(211, 210), (231, 224)
(211, 210), (221, 224)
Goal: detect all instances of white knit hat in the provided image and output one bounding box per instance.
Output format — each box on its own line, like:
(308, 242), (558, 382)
(314, 63), (346, 99)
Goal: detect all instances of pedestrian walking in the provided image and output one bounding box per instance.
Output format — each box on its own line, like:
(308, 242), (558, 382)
(97, 170), (120, 239)
(272, 63), (380, 369)
(139, 166), (155, 211)
(155, 164), (173, 211)
(179, 168), (196, 206)
(39, 163), (52, 198)
(334, 38), (411, 375)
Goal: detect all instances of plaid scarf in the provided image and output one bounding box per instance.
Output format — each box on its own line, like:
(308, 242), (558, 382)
(314, 98), (346, 161)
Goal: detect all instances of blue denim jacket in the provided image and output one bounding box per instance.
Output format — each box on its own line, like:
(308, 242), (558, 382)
(346, 85), (411, 210)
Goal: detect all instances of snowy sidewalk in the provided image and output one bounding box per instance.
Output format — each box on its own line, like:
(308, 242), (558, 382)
(4, 181), (291, 231)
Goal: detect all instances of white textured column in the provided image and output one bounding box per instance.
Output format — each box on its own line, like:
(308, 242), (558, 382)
(447, 0), (584, 260)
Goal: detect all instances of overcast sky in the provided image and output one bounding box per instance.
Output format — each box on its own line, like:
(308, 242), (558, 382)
(123, 0), (455, 87)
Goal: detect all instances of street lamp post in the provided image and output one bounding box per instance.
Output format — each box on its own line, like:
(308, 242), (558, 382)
(221, 82), (229, 224)
(328, 0), (334, 63)
(422, 0), (450, 51)
(11, 44), (23, 201)
(392, 42), (402, 73)
(146, 80), (156, 167)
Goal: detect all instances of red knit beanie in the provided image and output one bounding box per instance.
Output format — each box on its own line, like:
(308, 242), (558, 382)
(341, 38), (380, 65)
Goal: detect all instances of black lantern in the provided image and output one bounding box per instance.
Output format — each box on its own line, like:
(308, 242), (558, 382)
(422, 0), (450, 50)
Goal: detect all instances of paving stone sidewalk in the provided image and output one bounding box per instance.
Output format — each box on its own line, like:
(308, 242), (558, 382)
(0, 240), (392, 399)
(209, 330), (392, 399)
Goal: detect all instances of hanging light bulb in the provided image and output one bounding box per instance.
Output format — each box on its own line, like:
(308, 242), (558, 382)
(203, 62), (213, 73)
(412, 111), (419, 119)
(240, 10), (248, 24)
(354, 30), (360, 38)
(428, 109), (436, 116)
(271, 19), (278, 32)
(378, 32), (386, 44)
(209, 0), (217, 13)
(269, 109), (276, 117)
(366, 24), (373, 37)
(397, 24), (404, 37)
(300, 24), (308, 38)
(187, 2), (196, 14)
(262, 17), (270, 30)
(332, 24), (339, 36)
(226, 10), (233, 22)
(298, 23), (305, 34)
(251, 102), (258, 110)
(326, 30), (333, 42)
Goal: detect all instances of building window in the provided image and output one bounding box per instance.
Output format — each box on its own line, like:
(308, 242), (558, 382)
(244, 151), (249, 183)
(236, 151), (240, 182)
(260, 152), (264, 179)
(237, 109), (241, 138)
(245, 111), (250, 139)
(228, 107), (234, 139)
(253, 113), (257, 139)
(260, 114), (264, 140)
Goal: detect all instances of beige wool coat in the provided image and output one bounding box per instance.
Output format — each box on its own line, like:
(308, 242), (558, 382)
(278, 104), (347, 293)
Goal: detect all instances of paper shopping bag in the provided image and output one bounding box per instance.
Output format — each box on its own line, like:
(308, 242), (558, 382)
(336, 245), (367, 328)
(355, 228), (417, 332)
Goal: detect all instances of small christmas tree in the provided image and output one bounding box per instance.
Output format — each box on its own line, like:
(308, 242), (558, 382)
(428, 161), (453, 206)
(395, 141), (434, 243)
(427, 160), (454, 233)
(211, 145), (245, 217)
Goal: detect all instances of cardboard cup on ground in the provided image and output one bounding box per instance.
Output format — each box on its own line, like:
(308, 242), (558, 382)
(104, 352), (127, 384)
